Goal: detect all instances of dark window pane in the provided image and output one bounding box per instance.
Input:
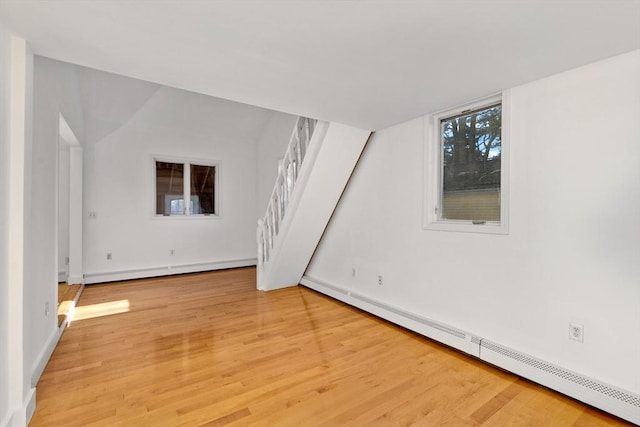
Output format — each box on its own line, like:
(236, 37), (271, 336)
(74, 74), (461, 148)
(155, 161), (184, 215)
(441, 104), (501, 221)
(190, 164), (215, 215)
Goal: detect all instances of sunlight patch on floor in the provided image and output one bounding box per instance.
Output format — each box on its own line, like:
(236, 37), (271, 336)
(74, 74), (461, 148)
(69, 299), (130, 323)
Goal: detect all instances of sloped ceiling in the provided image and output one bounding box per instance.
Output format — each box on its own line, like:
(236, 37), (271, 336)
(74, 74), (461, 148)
(1, 0), (639, 130)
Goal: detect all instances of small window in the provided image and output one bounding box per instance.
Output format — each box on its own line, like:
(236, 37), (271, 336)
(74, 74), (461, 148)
(154, 158), (218, 217)
(424, 93), (509, 234)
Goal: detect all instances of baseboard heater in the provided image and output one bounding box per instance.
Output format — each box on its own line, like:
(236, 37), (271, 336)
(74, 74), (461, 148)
(300, 275), (640, 425)
(83, 258), (257, 284)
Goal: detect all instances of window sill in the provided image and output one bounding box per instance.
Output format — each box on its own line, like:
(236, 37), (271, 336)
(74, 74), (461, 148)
(423, 220), (508, 235)
(152, 214), (221, 220)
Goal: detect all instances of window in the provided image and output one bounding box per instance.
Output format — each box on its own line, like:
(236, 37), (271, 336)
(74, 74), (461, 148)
(424, 93), (509, 234)
(154, 158), (219, 217)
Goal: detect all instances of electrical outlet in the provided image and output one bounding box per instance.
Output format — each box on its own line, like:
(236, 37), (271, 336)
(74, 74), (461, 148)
(45, 301), (49, 317)
(352, 267), (356, 277)
(170, 249), (175, 256)
(106, 252), (112, 260)
(88, 211), (97, 219)
(569, 323), (584, 342)
(378, 275), (383, 286)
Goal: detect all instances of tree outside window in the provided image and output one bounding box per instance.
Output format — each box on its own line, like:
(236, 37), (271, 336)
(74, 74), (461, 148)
(440, 104), (502, 222)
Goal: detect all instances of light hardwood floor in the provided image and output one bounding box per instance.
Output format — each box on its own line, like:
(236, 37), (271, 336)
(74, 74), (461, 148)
(31, 267), (631, 426)
(57, 283), (82, 327)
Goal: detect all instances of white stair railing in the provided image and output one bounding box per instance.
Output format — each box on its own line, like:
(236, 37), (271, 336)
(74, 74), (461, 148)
(257, 116), (317, 267)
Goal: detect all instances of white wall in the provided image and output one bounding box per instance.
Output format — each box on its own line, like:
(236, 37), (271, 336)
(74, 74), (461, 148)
(67, 142), (83, 285)
(256, 113), (298, 219)
(29, 59), (87, 377)
(55, 62), (293, 282)
(6, 55), (87, 427)
(306, 51), (640, 393)
(0, 23), (12, 427)
(260, 122), (370, 290)
(20, 39), (35, 427)
(11, 56), (294, 424)
(57, 146), (70, 281)
(27, 61), (86, 379)
(25, 56), (66, 396)
(1, 28), (35, 427)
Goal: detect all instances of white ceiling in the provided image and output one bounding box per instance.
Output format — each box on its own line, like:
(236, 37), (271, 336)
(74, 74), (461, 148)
(1, 0), (639, 130)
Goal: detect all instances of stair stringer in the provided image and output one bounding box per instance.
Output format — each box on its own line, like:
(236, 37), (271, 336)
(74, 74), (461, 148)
(257, 122), (370, 291)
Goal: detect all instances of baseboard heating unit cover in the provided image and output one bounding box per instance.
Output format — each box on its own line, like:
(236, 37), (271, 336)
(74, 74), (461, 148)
(300, 275), (640, 425)
(83, 258), (257, 284)
(480, 340), (639, 424)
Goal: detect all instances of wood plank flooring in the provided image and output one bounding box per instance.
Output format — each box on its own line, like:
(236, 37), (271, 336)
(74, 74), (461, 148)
(31, 267), (631, 426)
(57, 282), (82, 327)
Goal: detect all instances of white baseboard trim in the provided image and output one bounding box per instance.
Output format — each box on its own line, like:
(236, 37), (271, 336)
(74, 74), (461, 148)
(4, 387), (35, 427)
(31, 283), (84, 387)
(300, 275), (640, 425)
(25, 388), (35, 426)
(300, 275), (481, 357)
(67, 274), (83, 285)
(30, 325), (63, 388)
(83, 258), (257, 284)
(25, 284), (84, 427)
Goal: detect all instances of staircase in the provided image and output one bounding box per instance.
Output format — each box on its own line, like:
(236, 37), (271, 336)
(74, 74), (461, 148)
(257, 117), (371, 291)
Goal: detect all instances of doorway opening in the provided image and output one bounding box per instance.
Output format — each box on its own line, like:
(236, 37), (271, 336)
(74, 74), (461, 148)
(56, 113), (83, 326)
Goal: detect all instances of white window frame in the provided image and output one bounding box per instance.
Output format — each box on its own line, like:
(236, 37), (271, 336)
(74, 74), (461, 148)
(152, 155), (221, 219)
(423, 91), (510, 234)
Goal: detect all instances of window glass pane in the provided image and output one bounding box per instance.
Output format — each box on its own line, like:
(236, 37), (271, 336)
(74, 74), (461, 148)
(170, 199), (185, 215)
(441, 104), (501, 221)
(190, 164), (215, 215)
(155, 161), (184, 215)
